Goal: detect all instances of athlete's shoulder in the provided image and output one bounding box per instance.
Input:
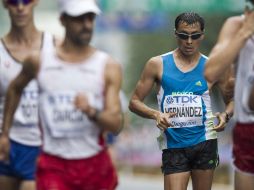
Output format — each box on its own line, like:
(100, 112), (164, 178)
(97, 50), (122, 78)
(96, 49), (120, 67)
(226, 15), (244, 25)
(221, 15), (243, 35)
(143, 56), (162, 74)
(149, 52), (170, 65)
(95, 49), (111, 59)
(141, 55), (164, 80)
(150, 55), (163, 63)
(161, 51), (174, 58)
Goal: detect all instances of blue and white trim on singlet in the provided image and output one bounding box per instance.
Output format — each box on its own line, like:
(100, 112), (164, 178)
(157, 52), (217, 149)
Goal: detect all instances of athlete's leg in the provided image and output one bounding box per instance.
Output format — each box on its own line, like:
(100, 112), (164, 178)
(235, 171), (254, 190)
(164, 172), (190, 190)
(161, 146), (192, 190)
(0, 176), (19, 190)
(0, 140), (21, 190)
(191, 169), (214, 190)
(6, 141), (40, 190)
(190, 140), (218, 190)
(20, 180), (36, 190)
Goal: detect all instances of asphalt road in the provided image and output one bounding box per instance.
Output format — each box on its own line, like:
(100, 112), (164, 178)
(117, 173), (233, 190)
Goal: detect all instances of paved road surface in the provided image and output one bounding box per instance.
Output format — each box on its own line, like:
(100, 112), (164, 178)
(117, 173), (233, 190)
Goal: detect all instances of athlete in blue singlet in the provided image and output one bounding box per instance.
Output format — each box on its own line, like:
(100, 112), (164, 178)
(157, 52), (216, 149)
(129, 12), (234, 190)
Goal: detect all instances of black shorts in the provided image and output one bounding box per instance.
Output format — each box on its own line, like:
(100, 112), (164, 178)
(161, 139), (219, 175)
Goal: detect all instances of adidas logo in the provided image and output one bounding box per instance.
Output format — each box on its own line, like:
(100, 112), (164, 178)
(195, 81), (202, 86)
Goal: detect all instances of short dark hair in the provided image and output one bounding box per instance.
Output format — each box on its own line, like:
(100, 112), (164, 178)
(175, 12), (205, 31)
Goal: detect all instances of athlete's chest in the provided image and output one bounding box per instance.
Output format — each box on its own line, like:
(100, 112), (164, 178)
(38, 62), (104, 94)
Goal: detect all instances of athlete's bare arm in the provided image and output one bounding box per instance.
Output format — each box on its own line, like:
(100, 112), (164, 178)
(1, 54), (39, 136)
(129, 56), (161, 119)
(212, 100), (234, 132)
(97, 57), (123, 134)
(205, 16), (242, 85)
(0, 54), (39, 161)
(205, 12), (254, 85)
(218, 66), (235, 105)
(210, 66), (234, 132)
(129, 56), (175, 131)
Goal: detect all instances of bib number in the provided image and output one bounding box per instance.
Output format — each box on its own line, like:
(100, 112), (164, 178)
(163, 95), (203, 128)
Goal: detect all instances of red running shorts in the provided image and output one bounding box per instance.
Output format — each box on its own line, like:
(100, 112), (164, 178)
(233, 122), (254, 174)
(36, 149), (118, 190)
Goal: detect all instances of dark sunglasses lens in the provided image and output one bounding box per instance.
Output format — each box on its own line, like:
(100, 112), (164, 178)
(191, 33), (202, 40)
(177, 33), (189, 40)
(7, 0), (32, 6)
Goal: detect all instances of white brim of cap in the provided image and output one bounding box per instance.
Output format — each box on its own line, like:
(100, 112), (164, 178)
(62, 1), (101, 16)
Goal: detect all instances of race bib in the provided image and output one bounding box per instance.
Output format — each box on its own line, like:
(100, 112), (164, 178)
(40, 91), (95, 138)
(163, 94), (203, 128)
(14, 89), (38, 126)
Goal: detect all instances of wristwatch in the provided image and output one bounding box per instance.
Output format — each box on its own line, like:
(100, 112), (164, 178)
(224, 111), (230, 123)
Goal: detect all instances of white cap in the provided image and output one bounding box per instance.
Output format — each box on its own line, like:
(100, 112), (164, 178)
(58, 0), (101, 17)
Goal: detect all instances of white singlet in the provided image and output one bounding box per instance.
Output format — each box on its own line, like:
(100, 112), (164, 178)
(38, 48), (109, 159)
(0, 32), (54, 146)
(234, 36), (254, 123)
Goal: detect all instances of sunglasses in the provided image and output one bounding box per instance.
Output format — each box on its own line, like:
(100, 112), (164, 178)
(175, 31), (203, 40)
(7, 0), (33, 6)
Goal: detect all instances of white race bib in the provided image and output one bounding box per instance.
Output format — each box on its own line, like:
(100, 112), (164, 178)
(13, 86), (38, 126)
(163, 94), (203, 128)
(40, 91), (94, 138)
